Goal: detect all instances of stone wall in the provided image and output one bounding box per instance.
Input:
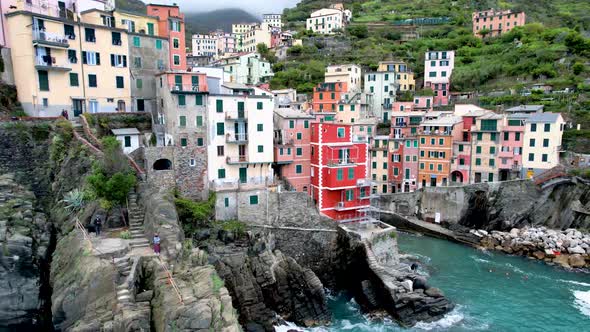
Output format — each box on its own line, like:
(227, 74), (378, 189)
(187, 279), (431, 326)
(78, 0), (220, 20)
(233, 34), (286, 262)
(1, 48), (15, 85)
(144, 146), (176, 193)
(374, 179), (590, 231)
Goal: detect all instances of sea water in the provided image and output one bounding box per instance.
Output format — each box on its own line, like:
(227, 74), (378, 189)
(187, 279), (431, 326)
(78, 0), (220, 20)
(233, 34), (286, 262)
(276, 233), (590, 332)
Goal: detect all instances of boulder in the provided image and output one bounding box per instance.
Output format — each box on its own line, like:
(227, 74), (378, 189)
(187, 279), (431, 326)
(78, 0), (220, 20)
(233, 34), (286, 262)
(400, 280), (413, 292)
(568, 254), (586, 268)
(552, 254), (571, 268)
(425, 287), (444, 298)
(532, 251), (545, 260)
(568, 246), (586, 255)
(412, 276), (428, 290)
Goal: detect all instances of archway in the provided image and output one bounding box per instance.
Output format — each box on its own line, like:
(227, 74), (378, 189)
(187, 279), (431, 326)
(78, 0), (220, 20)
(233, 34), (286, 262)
(153, 159), (172, 170)
(451, 171), (463, 184)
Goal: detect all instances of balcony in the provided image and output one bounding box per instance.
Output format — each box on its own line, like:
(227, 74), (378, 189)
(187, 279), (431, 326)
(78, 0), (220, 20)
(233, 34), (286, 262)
(35, 56), (71, 71)
(33, 29), (70, 48)
(210, 176), (274, 191)
(225, 109), (247, 121)
(10, 0), (75, 20)
(393, 121), (408, 128)
(226, 133), (248, 144)
(356, 179), (374, 187)
(226, 155), (248, 165)
(370, 145), (387, 151)
(326, 158), (357, 167)
(169, 84), (202, 93)
(334, 200), (371, 211)
(274, 136), (294, 146)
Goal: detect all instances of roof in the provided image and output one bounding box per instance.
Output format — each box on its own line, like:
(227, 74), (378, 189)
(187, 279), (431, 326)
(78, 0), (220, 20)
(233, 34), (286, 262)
(111, 128), (140, 136)
(222, 82), (252, 90)
(507, 113), (531, 119)
(274, 108), (315, 119)
(527, 113), (562, 123)
(505, 105), (544, 113)
(353, 117), (379, 125)
(374, 135), (390, 140)
(461, 109), (489, 117)
(478, 112), (504, 120)
(421, 116), (462, 127)
(390, 111), (426, 117)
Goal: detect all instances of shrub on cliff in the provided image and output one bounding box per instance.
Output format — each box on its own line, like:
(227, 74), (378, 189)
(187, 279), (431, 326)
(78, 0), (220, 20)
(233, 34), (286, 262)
(174, 192), (216, 238)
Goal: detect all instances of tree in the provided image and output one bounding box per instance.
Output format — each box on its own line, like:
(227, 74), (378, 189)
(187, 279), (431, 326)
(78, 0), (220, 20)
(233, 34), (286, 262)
(348, 25), (369, 39)
(573, 62), (585, 75)
(478, 28), (491, 39)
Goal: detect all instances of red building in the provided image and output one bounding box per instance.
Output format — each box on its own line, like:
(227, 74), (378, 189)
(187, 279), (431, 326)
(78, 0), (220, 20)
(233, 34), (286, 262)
(147, 3), (187, 71)
(310, 123), (371, 222)
(312, 82), (348, 112)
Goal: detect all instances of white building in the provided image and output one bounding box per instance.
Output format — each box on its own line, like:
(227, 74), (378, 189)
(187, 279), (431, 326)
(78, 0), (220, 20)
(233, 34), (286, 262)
(363, 71), (398, 122)
(111, 128), (141, 154)
(192, 34), (218, 57)
(325, 64), (362, 91)
(215, 53), (274, 85)
(306, 8), (345, 34)
(241, 26), (272, 53)
(263, 14), (282, 29)
(207, 89), (275, 192)
(232, 23), (258, 34)
(522, 113), (565, 177)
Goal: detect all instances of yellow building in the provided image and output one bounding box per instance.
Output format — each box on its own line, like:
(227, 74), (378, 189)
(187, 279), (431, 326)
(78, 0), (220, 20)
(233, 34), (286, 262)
(6, 9), (132, 117)
(378, 60), (415, 91)
(369, 136), (391, 194)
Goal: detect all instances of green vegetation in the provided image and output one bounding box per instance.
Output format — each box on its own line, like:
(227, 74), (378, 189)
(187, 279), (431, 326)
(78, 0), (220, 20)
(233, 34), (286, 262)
(210, 273), (225, 295)
(119, 230), (131, 239)
(212, 220), (247, 237)
(86, 136), (136, 210)
(61, 189), (86, 212)
(174, 192), (216, 238)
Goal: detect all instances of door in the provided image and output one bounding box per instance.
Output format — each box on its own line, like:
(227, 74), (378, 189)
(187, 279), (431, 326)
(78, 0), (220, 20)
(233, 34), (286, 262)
(117, 100), (126, 112)
(426, 98), (431, 108)
(174, 75), (182, 90)
(430, 177), (437, 187)
(239, 167), (247, 184)
(137, 99), (145, 112)
(72, 99), (84, 117)
(89, 100), (99, 113)
(383, 111), (389, 123)
(147, 23), (154, 35)
(238, 145), (246, 161)
(474, 172), (482, 183)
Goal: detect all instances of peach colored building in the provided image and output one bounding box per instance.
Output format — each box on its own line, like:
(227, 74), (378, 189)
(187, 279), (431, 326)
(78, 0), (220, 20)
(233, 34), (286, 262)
(472, 9), (526, 38)
(424, 51), (454, 107)
(469, 113), (504, 183)
(147, 3), (186, 71)
(498, 113), (527, 181)
(273, 108), (316, 193)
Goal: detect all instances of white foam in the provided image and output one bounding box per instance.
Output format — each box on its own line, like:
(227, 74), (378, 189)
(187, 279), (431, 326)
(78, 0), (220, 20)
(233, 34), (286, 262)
(471, 256), (491, 264)
(274, 321), (305, 332)
(574, 290), (590, 317)
(414, 307), (464, 331)
(559, 279), (590, 287)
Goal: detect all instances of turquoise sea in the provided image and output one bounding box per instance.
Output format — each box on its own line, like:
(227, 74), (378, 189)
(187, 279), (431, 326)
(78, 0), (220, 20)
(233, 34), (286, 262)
(276, 233), (590, 331)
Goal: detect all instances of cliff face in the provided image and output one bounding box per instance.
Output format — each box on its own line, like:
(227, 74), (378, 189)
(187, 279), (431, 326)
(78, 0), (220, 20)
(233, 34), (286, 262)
(374, 179), (590, 232)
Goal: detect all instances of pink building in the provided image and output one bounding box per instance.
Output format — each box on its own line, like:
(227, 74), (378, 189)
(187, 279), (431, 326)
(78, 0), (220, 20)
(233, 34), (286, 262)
(472, 9), (526, 38)
(392, 96), (433, 113)
(424, 51), (455, 107)
(147, 3), (187, 71)
(450, 110), (484, 184)
(273, 108), (316, 193)
(390, 110), (424, 192)
(498, 113), (527, 181)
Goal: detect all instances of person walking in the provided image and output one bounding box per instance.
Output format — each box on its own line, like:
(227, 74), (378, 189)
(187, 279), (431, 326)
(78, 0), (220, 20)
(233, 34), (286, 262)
(153, 233), (161, 256)
(61, 109), (69, 120)
(94, 215), (102, 236)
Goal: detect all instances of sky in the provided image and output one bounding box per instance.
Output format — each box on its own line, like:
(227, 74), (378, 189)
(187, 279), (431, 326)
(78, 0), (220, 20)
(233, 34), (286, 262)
(163, 0), (301, 15)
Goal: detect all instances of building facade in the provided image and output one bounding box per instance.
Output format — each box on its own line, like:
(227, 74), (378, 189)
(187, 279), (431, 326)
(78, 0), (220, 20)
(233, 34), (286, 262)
(472, 9), (526, 38)
(306, 8), (345, 34)
(273, 108), (315, 193)
(369, 136), (391, 194)
(310, 123), (371, 221)
(263, 14), (282, 29)
(215, 52), (274, 85)
(522, 113), (564, 177)
(146, 4), (186, 71)
(192, 34), (218, 57)
(424, 50), (455, 107)
(325, 64), (361, 91)
(469, 113), (504, 183)
(498, 113), (527, 181)
(378, 60), (415, 92)
(364, 71), (397, 122)
(312, 82), (348, 112)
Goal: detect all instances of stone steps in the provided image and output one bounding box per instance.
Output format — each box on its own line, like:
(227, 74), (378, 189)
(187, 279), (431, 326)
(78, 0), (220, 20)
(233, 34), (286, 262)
(129, 239), (150, 249)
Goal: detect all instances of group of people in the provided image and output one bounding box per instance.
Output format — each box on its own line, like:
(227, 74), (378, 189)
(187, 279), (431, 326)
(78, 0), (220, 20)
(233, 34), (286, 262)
(92, 215), (161, 255)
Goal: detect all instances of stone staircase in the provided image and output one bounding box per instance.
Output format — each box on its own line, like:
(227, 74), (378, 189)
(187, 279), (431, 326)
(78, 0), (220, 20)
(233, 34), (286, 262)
(127, 191), (150, 250)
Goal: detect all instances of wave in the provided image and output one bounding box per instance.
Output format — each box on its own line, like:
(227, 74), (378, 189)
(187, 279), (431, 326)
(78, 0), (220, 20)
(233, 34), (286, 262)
(559, 280), (590, 287)
(414, 306), (465, 330)
(470, 255), (492, 264)
(574, 290), (590, 317)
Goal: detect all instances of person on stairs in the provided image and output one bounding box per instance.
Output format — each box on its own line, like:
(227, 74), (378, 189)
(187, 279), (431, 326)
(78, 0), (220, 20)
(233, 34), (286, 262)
(153, 233), (161, 256)
(94, 215), (102, 236)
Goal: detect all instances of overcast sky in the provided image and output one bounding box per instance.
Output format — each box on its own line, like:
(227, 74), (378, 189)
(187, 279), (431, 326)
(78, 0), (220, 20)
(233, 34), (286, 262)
(166, 0), (301, 15)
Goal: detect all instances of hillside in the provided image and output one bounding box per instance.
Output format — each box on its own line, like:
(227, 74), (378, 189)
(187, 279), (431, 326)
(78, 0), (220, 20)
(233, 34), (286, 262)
(115, 0), (146, 14)
(184, 9), (259, 34)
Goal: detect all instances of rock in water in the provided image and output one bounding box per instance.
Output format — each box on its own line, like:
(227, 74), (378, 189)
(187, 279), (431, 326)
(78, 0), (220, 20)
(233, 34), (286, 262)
(568, 254), (586, 268)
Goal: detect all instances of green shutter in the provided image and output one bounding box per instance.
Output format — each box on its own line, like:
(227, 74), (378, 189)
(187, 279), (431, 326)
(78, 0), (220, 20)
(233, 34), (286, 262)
(289, 120), (294, 128)
(304, 120), (309, 128)
(156, 39), (162, 49)
(249, 195), (258, 205)
(180, 138), (187, 147)
(191, 75), (199, 86)
(197, 138), (203, 146)
(195, 95), (203, 105)
(257, 145), (263, 153)
(196, 116), (203, 127)
(38, 70), (49, 91)
(218, 169), (226, 179)
(147, 23), (154, 35)
(216, 123), (224, 135)
(178, 95), (186, 106)
(179, 116), (186, 127)
(257, 124), (263, 131)
(296, 148), (302, 156)
(337, 169), (343, 180)
(69, 73), (79, 87)
(238, 102), (244, 111)
(136, 78), (143, 89)
(116, 76), (124, 88)
(348, 168), (354, 179)
(216, 100), (223, 112)
(257, 102), (263, 109)
(133, 36), (140, 47)
(296, 165), (302, 173)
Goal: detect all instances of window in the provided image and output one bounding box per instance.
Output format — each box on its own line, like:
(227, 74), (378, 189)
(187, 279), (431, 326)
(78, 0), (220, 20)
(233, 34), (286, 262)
(420, 163), (425, 170)
(429, 164), (434, 170)
(216, 100), (223, 112)
(38, 70), (49, 91)
(459, 158), (465, 165)
(296, 132), (302, 140)
(481, 119), (497, 131)
(173, 38), (179, 49)
(217, 146), (224, 156)
(372, 162), (377, 169)
(515, 132), (521, 141)
(345, 189), (354, 201)
(124, 136), (131, 147)
(196, 116), (203, 127)
(88, 74), (97, 87)
(218, 169), (226, 179)
(544, 123), (551, 132)
(289, 120), (294, 129)
(420, 137), (425, 144)
(178, 95), (186, 106)
(438, 164), (442, 171)
(429, 72), (436, 77)
(179, 116), (186, 127)
(116, 76), (124, 89)
(64, 24), (75, 39)
(304, 120), (309, 129)
(257, 124), (263, 132)
(69, 73), (79, 87)
(489, 159), (495, 167)
(156, 39), (162, 49)
(173, 55), (180, 65)
(543, 139), (549, 147)
(531, 123), (537, 132)
(458, 144), (464, 152)
(383, 162), (388, 170)
(439, 138), (444, 145)
(490, 146), (496, 155)
(337, 127), (345, 138)
(82, 51), (100, 65)
(257, 102), (263, 110)
(257, 145), (264, 153)
(476, 158), (481, 166)
(394, 168), (399, 176)
(170, 20), (181, 32)
(488, 173), (494, 182)
(296, 165), (303, 174)
(85, 28), (95, 42)
(431, 138), (435, 145)
(476, 146), (482, 154)
(296, 148), (302, 156)
(111, 32), (121, 45)
(542, 154), (548, 162)
(110, 54), (127, 68)
(133, 57), (141, 68)
(133, 36), (141, 47)
(194, 95), (203, 106)
(530, 138), (535, 147)
(347, 168), (355, 180)
(337, 169), (343, 180)
(180, 138), (187, 147)
(477, 133), (482, 141)
(216, 123), (224, 135)
(197, 138), (203, 146)
(441, 71), (447, 77)
(68, 49), (77, 63)
(528, 153), (534, 162)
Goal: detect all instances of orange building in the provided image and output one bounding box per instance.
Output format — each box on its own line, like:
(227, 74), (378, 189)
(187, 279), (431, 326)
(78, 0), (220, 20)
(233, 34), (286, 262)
(417, 116), (463, 188)
(147, 3), (187, 71)
(312, 82), (347, 112)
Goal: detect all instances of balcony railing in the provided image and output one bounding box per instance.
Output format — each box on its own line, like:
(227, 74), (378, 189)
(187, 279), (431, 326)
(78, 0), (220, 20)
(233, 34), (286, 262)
(226, 133), (248, 143)
(10, 0), (75, 20)
(226, 155), (248, 164)
(35, 56), (71, 71)
(326, 158), (357, 167)
(225, 110), (247, 121)
(335, 200), (371, 211)
(210, 176), (275, 191)
(169, 84), (201, 93)
(33, 29), (69, 47)
(356, 179), (374, 187)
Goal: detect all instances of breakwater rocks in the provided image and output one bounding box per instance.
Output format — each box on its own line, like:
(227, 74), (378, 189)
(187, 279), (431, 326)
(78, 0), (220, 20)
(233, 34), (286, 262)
(477, 227), (590, 269)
